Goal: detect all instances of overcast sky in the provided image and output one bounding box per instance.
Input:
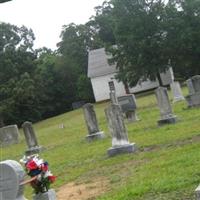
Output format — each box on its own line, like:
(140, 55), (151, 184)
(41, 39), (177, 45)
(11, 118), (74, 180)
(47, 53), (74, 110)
(0, 0), (105, 50)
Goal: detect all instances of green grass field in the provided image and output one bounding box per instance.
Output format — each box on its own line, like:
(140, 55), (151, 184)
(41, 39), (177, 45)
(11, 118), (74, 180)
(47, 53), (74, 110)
(1, 87), (200, 199)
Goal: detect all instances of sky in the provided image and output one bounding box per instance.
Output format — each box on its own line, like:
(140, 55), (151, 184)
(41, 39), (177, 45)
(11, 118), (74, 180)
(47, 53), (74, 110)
(0, 0), (105, 50)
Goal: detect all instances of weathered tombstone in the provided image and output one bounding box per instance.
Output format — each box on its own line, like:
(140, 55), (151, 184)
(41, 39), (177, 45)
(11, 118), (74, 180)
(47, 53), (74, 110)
(117, 94), (139, 122)
(0, 160), (26, 200)
(155, 87), (177, 126)
(0, 125), (19, 146)
(109, 90), (118, 104)
(195, 185), (200, 200)
(22, 121), (43, 156)
(170, 81), (185, 103)
(83, 103), (104, 141)
(72, 101), (85, 110)
(33, 189), (56, 200)
(186, 75), (200, 107)
(105, 104), (137, 156)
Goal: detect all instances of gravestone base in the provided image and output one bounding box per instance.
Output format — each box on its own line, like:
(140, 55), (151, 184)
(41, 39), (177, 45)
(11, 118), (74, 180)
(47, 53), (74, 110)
(157, 116), (177, 126)
(107, 143), (137, 157)
(186, 93), (200, 108)
(173, 96), (185, 103)
(126, 111), (139, 123)
(25, 146), (43, 156)
(33, 189), (56, 200)
(195, 185), (200, 200)
(86, 131), (105, 142)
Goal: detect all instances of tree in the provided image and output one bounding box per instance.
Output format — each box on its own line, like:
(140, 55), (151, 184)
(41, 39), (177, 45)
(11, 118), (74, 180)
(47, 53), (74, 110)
(57, 23), (94, 102)
(0, 0), (12, 3)
(107, 0), (169, 86)
(0, 23), (39, 125)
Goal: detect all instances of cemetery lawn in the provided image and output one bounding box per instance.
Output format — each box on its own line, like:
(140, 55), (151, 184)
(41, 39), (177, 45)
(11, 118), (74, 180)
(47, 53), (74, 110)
(1, 87), (200, 199)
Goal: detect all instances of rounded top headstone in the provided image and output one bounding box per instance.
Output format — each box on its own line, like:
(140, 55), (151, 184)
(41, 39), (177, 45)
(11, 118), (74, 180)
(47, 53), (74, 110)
(0, 160), (25, 200)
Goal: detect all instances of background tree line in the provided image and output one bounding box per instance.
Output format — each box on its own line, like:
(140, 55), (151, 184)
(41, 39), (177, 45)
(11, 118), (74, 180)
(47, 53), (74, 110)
(0, 0), (200, 126)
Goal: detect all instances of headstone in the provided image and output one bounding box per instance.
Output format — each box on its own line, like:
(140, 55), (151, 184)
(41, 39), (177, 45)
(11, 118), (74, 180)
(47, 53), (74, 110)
(187, 79), (195, 95)
(22, 121), (43, 156)
(105, 104), (137, 156)
(0, 125), (19, 146)
(195, 185), (200, 200)
(186, 75), (200, 107)
(117, 94), (139, 122)
(82, 103), (104, 141)
(33, 189), (56, 200)
(170, 81), (185, 103)
(109, 90), (118, 104)
(0, 160), (26, 200)
(72, 101), (85, 110)
(155, 87), (177, 126)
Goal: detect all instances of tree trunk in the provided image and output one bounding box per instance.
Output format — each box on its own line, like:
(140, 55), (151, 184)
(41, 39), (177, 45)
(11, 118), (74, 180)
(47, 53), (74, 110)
(157, 72), (163, 87)
(124, 81), (130, 94)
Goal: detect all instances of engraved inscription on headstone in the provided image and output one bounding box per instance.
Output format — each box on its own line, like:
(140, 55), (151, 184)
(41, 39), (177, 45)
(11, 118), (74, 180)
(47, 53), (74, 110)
(108, 81), (115, 91)
(0, 125), (19, 146)
(0, 160), (26, 200)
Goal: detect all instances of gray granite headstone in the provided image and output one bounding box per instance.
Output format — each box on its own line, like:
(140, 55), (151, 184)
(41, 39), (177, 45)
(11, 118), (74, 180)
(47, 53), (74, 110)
(22, 121), (43, 156)
(155, 87), (177, 126)
(0, 160), (26, 200)
(117, 94), (139, 122)
(170, 81), (185, 103)
(33, 189), (56, 200)
(105, 104), (137, 156)
(83, 103), (104, 141)
(0, 125), (19, 146)
(186, 75), (200, 107)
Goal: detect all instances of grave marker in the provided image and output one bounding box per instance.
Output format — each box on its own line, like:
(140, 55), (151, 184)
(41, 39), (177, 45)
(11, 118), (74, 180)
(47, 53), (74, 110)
(105, 104), (137, 156)
(22, 121), (43, 156)
(83, 103), (104, 141)
(0, 160), (26, 200)
(0, 125), (19, 146)
(117, 94), (139, 122)
(186, 75), (200, 107)
(170, 81), (185, 103)
(155, 87), (177, 126)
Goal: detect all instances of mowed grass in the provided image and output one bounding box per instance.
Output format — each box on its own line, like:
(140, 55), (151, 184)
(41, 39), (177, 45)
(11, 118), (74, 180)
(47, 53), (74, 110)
(1, 86), (200, 199)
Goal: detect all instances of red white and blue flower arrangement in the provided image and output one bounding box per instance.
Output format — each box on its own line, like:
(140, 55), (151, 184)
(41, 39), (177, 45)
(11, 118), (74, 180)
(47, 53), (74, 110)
(20, 154), (56, 194)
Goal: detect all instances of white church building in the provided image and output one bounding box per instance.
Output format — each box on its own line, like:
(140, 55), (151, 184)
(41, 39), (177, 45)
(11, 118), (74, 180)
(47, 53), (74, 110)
(88, 48), (173, 102)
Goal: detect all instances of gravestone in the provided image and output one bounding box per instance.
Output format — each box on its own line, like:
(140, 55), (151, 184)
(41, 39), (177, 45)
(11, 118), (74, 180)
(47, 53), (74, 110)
(72, 101), (85, 110)
(105, 104), (137, 156)
(186, 75), (200, 107)
(109, 90), (118, 104)
(155, 87), (177, 126)
(0, 125), (19, 146)
(22, 121), (43, 156)
(117, 94), (139, 122)
(195, 185), (200, 200)
(170, 81), (185, 103)
(83, 103), (104, 141)
(0, 160), (26, 200)
(33, 189), (56, 200)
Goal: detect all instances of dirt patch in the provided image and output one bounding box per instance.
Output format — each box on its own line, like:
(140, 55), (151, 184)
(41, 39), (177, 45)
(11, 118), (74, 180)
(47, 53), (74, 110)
(56, 178), (110, 200)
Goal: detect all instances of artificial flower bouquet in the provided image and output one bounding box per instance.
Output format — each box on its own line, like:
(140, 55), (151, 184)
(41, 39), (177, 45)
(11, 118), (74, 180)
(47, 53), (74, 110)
(20, 154), (56, 194)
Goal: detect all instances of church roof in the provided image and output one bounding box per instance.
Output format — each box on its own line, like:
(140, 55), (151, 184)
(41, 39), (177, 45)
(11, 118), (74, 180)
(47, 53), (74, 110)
(87, 48), (117, 78)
